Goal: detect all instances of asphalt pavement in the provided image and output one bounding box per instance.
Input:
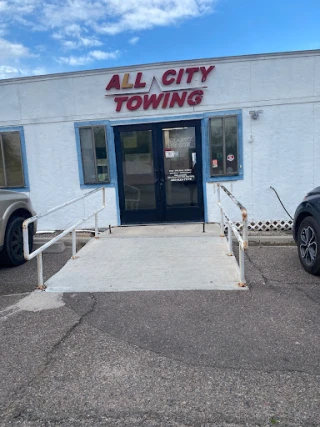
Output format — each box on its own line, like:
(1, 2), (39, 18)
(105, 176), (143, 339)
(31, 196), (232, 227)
(0, 248), (72, 296)
(0, 243), (320, 426)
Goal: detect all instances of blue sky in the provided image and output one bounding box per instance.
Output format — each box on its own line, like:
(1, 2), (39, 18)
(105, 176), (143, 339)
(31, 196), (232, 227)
(0, 0), (320, 79)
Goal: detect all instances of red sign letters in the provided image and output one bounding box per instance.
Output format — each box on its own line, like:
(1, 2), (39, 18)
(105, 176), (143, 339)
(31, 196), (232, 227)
(105, 66), (215, 112)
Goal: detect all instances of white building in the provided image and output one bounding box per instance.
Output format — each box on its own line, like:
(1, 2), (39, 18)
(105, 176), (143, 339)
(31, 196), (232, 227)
(1, 49), (319, 231)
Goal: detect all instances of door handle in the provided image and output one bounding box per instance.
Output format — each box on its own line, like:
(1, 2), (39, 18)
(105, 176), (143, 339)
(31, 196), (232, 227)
(159, 169), (165, 185)
(155, 169), (165, 184)
(155, 169), (160, 183)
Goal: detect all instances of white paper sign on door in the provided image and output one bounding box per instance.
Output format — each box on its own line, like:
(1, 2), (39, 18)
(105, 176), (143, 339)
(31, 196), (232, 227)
(165, 150), (175, 159)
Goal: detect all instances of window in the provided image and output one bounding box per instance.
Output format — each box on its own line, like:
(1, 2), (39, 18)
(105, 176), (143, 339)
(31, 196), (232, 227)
(79, 126), (110, 184)
(0, 131), (25, 188)
(209, 115), (238, 177)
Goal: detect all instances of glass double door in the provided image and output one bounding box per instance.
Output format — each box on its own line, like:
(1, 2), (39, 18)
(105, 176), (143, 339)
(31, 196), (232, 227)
(114, 120), (204, 224)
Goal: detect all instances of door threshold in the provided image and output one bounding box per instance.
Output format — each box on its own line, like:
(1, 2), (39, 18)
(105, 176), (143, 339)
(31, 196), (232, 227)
(119, 221), (204, 227)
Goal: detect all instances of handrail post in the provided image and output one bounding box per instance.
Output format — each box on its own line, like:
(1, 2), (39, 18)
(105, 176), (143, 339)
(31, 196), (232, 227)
(23, 220), (30, 261)
(72, 229), (77, 259)
(37, 253), (44, 289)
(22, 187), (107, 291)
(102, 187), (106, 207)
(217, 185), (225, 237)
(239, 243), (246, 287)
(220, 208), (225, 237)
(242, 210), (248, 250)
(95, 213), (99, 238)
(227, 223), (233, 255)
(217, 184), (248, 287)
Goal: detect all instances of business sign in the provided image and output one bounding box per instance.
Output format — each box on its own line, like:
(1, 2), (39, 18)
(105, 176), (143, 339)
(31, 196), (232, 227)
(105, 66), (215, 112)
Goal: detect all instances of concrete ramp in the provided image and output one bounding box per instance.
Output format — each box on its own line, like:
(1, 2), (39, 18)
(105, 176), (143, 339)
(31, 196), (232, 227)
(45, 224), (246, 292)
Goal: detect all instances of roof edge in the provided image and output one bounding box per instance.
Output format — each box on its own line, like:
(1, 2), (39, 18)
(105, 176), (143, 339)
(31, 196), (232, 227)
(1, 48), (320, 85)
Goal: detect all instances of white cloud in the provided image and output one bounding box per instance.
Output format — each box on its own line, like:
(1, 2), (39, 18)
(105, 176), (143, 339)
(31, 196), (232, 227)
(63, 24), (82, 37)
(0, 0), (217, 78)
(52, 24), (103, 50)
(62, 40), (78, 50)
(61, 36), (103, 50)
(0, 0), (40, 15)
(32, 66), (47, 75)
(58, 55), (92, 66)
(0, 64), (47, 79)
(81, 37), (103, 48)
(96, 0), (216, 35)
(58, 49), (120, 66)
(0, 1), (217, 38)
(0, 65), (21, 79)
(0, 37), (35, 60)
(0, 2), (6, 13)
(89, 50), (119, 60)
(129, 36), (140, 45)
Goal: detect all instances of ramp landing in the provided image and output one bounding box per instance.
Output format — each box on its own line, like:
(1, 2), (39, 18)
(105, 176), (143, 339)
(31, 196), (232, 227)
(45, 224), (246, 292)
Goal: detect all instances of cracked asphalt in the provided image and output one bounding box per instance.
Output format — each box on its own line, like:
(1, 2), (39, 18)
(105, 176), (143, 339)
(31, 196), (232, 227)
(0, 245), (320, 426)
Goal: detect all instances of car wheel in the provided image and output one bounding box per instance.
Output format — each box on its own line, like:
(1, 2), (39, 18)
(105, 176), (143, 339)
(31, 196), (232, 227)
(297, 216), (320, 275)
(1, 216), (33, 267)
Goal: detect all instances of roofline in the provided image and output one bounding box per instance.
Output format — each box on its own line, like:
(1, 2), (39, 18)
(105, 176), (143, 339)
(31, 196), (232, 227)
(1, 48), (320, 85)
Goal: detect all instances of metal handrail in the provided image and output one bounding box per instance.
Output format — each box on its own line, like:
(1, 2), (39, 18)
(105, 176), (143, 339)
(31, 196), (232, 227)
(217, 184), (248, 287)
(23, 187), (106, 290)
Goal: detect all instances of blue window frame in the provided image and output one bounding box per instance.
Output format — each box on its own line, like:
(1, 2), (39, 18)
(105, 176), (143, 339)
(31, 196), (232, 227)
(0, 126), (29, 191)
(202, 110), (243, 183)
(75, 111), (243, 226)
(74, 121), (118, 189)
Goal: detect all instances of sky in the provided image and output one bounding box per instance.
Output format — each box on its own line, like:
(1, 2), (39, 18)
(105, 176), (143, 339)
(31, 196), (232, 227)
(0, 0), (320, 80)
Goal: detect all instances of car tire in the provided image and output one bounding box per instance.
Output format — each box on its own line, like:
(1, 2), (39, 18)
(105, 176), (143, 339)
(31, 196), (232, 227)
(1, 216), (33, 267)
(297, 216), (320, 275)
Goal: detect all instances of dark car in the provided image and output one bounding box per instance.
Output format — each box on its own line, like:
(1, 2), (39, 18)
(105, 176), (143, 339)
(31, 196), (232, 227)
(293, 186), (320, 275)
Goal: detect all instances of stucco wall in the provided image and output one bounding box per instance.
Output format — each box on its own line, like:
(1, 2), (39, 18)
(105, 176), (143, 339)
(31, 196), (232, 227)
(0, 50), (320, 229)
(207, 102), (320, 224)
(23, 122), (118, 230)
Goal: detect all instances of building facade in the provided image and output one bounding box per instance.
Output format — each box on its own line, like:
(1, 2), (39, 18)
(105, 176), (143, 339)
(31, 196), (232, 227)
(1, 50), (320, 230)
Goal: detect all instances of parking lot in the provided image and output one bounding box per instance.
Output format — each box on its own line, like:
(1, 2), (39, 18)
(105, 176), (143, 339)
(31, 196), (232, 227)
(0, 247), (72, 296)
(0, 244), (320, 426)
